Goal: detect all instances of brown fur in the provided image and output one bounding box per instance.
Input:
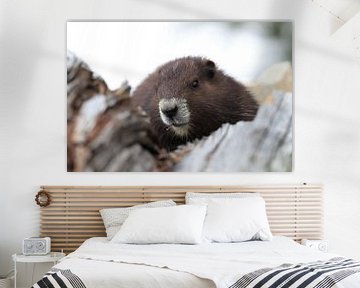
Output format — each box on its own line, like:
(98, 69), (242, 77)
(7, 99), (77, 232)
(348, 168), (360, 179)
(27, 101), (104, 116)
(132, 57), (259, 150)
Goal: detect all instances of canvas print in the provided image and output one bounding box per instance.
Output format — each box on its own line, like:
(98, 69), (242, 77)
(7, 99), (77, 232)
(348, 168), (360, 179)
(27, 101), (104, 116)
(67, 21), (293, 172)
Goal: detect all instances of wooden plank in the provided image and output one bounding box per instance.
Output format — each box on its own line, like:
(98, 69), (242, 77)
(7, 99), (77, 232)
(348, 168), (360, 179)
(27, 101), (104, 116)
(39, 184), (323, 253)
(41, 184), (321, 189)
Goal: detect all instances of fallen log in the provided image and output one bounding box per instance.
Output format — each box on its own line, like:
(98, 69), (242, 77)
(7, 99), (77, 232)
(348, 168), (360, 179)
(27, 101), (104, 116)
(67, 51), (162, 172)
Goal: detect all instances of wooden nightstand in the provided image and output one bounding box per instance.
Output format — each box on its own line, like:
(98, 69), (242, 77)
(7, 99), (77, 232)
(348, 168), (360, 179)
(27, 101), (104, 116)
(12, 252), (65, 288)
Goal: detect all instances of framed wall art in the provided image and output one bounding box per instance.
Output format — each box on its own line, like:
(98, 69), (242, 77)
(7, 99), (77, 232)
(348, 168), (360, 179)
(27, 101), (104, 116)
(67, 21), (293, 172)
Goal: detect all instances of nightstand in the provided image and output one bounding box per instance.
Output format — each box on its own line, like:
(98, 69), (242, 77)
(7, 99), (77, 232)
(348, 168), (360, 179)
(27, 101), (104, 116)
(12, 252), (65, 288)
(301, 239), (328, 252)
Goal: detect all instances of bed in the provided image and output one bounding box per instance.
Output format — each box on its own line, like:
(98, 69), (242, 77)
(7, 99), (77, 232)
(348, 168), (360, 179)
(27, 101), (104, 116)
(33, 185), (360, 287)
(33, 236), (360, 288)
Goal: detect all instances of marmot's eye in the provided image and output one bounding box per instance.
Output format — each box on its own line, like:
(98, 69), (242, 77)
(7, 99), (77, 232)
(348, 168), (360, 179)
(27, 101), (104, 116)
(191, 80), (199, 88)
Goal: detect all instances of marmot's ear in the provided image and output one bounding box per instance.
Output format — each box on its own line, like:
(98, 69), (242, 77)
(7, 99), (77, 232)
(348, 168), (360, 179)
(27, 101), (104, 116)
(204, 60), (215, 79)
(206, 60), (215, 68)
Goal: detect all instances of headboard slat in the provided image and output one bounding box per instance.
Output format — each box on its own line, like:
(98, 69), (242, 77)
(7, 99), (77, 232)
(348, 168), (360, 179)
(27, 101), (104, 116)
(40, 184), (323, 253)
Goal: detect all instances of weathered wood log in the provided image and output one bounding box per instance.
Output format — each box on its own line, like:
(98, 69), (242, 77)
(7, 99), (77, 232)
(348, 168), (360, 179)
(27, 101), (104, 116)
(171, 91), (292, 172)
(67, 51), (162, 172)
(67, 51), (292, 172)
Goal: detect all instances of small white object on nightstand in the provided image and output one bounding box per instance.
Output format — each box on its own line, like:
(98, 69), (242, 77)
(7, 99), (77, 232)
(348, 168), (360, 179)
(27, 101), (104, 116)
(301, 239), (328, 252)
(23, 237), (51, 255)
(12, 252), (65, 288)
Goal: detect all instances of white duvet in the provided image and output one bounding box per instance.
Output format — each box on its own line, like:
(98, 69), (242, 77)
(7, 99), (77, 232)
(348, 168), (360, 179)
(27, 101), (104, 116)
(54, 237), (360, 288)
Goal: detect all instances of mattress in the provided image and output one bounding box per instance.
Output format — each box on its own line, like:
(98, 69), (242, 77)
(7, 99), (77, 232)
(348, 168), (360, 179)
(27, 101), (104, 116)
(35, 236), (360, 288)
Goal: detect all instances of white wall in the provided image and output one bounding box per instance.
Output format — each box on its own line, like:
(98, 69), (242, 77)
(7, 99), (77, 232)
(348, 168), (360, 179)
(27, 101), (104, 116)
(1, 0), (359, 286)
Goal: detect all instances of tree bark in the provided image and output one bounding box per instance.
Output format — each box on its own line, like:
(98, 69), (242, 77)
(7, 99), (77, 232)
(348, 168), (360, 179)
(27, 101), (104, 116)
(67, 51), (162, 172)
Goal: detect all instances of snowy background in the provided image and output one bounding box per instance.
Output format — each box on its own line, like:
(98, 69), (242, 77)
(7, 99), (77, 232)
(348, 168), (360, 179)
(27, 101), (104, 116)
(67, 21), (292, 89)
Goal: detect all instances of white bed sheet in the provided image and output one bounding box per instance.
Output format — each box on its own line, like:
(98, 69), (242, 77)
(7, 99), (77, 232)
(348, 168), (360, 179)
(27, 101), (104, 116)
(54, 236), (360, 288)
(55, 258), (214, 288)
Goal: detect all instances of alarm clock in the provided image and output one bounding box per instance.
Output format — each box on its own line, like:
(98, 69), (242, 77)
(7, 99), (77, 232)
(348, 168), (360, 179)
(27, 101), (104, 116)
(23, 237), (51, 255)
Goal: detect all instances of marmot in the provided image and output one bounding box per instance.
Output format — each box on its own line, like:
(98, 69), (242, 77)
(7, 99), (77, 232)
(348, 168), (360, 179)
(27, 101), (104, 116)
(132, 56), (259, 150)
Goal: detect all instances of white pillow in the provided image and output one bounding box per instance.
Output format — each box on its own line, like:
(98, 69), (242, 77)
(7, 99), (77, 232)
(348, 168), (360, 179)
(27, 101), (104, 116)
(186, 192), (259, 204)
(202, 197), (272, 243)
(100, 200), (176, 240)
(111, 205), (207, 244)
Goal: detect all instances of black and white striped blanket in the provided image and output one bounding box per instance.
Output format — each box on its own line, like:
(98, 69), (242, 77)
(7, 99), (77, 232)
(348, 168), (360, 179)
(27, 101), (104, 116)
(230, 257), (360, 288)
(32, 268), (86, 288)
(32, 258), (360, 288)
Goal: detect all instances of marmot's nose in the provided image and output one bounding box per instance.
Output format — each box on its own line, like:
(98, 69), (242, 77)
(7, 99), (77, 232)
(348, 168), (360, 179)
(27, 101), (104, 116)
(161, 106), (178, 119)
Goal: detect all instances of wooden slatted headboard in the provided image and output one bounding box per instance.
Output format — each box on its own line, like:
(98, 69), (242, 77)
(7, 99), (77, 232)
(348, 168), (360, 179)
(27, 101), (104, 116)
(39, 184), (323, 253)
